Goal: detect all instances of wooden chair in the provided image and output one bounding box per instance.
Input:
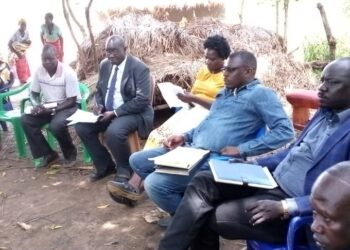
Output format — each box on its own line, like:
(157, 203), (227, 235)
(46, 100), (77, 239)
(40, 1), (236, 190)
(286, 89), (320, 130)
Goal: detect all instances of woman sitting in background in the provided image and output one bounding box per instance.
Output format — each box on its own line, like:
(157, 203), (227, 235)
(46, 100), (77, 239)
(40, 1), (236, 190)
(8, 18), (31, 84)
(144, 34), (231, 149)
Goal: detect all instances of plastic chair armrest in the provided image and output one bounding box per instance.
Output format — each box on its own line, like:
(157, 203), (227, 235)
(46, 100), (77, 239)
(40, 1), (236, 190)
(287, 215), (313, 249)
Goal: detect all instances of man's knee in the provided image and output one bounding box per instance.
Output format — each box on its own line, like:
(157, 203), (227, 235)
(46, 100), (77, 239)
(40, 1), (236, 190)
(75, 123), (89, 137)
(105, 126), (128, 143)
(129, 151), (147, 173)
(191, 171), (213, 186)
(49, 120), (67, 135)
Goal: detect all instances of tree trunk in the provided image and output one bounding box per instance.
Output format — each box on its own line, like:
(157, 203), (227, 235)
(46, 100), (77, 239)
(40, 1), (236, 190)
(66, 0), (87, 38)
(276, 0), (280, 34)
(62, 0), (83, 59)
(85, 0), (98, 73)
(317, 2), (336, 60)
(283, 0), (289, 52)
(239, 0), (245, 25)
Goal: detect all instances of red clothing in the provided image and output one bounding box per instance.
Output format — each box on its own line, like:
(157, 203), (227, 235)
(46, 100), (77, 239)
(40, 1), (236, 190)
(15, 56), (30, 84)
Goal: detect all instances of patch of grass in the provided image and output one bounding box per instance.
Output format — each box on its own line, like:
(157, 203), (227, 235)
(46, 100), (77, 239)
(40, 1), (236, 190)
(304, 37), (350, 62)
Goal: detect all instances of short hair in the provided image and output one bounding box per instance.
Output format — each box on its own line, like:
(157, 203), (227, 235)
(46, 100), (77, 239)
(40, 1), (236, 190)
(203, 35), (231, 60)
(18, 18), (26, 26)
(105, 35), (125, 48)
(229, 50), (257, 69)
(326, 161), (350, 186)
(42, 44), (57, 57)
(45, 13), (53, 20)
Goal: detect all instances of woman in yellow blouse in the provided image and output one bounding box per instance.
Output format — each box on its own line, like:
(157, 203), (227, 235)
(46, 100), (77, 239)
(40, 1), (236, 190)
(145, 35), (231, 148)
(177, 35), (231, 109)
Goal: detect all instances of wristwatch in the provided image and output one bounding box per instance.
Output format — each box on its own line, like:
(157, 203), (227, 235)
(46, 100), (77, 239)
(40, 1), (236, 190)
(280, 200), (290, 220)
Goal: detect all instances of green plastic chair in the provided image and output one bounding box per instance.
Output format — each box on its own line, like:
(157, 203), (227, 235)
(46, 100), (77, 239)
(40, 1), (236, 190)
(0, 83), (30, 157)
(20, 82), (92, 165)
(42, 82), (92, 163)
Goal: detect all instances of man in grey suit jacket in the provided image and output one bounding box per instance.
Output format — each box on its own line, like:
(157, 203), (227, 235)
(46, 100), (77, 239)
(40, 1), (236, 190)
(76, 35), (153, 182)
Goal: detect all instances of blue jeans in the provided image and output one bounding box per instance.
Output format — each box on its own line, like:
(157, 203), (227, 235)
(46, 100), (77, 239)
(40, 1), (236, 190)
(129, 147), (210, 214)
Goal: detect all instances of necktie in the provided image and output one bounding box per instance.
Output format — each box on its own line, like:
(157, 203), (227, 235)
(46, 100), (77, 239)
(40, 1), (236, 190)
(105, 66), (118, 111)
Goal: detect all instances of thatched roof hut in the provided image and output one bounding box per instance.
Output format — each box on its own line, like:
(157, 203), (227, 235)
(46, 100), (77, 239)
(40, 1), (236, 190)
(78, 13), (316, 107)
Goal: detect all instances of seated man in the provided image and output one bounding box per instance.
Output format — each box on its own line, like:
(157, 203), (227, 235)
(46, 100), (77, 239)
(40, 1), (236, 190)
(108, 51), (294, 214)
(311, 161), (350, 250)
(157, 57), (350, 250)
(75, 35), (153, 182)
(21, 44), (81, 168)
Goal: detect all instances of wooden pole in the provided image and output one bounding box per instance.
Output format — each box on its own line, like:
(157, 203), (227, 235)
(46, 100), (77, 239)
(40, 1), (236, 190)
(317, 2), (336, 60)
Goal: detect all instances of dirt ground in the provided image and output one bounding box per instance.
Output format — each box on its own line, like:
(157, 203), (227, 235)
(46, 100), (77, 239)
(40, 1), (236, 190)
(0, 115), (246, 250)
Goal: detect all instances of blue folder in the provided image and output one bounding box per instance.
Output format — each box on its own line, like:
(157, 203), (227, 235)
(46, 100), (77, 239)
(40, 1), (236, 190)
(209, 158), (278, 189)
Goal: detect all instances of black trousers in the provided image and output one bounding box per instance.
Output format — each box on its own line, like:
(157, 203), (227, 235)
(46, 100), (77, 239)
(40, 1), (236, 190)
(21, 106), (77, 159)
(158, 171), (290, 250)
(75, 114), (142, 179)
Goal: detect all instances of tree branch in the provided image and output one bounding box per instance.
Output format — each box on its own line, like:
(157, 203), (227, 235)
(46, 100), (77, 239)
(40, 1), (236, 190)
(85, 0), (98, 73)
(66, 0), (87, 38)
(317, 2), (336, 60)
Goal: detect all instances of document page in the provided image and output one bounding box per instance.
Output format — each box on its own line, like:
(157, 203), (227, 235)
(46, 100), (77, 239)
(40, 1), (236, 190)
(66, 109), (102, 125)
(157, 82), (189, 109)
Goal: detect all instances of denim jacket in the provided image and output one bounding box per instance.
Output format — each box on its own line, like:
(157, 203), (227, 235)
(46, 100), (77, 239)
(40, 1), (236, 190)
(183, 79), (294, 157)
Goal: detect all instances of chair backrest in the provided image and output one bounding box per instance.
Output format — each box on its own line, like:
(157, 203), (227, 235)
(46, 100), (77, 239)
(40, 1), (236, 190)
(246, 216), (317, 250)
(0, 83), (30, 111)
(79, 82), (90, 111)
(286, 89), (319, 130)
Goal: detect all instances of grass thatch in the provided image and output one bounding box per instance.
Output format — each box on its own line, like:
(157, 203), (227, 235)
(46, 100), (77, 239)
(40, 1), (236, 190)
(78, 12), (315, 107)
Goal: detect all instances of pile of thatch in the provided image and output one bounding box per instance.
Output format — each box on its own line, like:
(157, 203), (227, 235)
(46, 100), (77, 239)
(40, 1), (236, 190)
(78, 13), (315, 107)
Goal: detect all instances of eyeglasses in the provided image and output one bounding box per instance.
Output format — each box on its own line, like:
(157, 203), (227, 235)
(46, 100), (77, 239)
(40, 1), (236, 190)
(221, 66), (243, 73)
(106, 48), (123, 55)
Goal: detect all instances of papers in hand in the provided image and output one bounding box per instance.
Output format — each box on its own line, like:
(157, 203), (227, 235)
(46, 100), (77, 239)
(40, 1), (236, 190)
(66, 109), (102, 126)
(209, 158), (278, 189)
(150, 147), (210, 175)
(157, 82), (190, 109)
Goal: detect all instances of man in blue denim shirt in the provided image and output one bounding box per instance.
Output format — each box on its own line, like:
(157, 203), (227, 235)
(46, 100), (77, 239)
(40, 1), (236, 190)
(107, 51), (294, 212)
(157, 57), (350, 250)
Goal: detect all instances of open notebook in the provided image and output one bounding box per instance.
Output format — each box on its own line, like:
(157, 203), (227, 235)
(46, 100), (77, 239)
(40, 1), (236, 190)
(209, 158), (278, 189)
(150, 147), (210, 175)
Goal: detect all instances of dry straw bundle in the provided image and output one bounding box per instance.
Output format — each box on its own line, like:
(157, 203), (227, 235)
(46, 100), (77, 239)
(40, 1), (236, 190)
(78, 12), (315, 107)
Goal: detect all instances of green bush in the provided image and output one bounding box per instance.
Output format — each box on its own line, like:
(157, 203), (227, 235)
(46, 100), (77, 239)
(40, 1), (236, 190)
(304, 38), (350, 62)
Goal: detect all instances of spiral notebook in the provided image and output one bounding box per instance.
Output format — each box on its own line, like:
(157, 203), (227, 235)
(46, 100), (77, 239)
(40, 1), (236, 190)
(209, 158), (278, 189)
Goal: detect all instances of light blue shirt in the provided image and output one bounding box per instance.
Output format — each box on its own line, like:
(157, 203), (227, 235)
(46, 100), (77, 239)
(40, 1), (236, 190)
(183, 79), (294, 156)
(275, 108), (350, 197)
(273, 108), (350, 215)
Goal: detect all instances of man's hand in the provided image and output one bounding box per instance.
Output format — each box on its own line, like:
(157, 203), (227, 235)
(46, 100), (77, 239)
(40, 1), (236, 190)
(220, 146), (241, 157)
(246, 200), (284, 226)
(93, 103), (104, 115)
(99, 111), (116, 123)
(163, 135), (185, 150)
(31, 105), (50, 116)
(177, 91), (194, 104)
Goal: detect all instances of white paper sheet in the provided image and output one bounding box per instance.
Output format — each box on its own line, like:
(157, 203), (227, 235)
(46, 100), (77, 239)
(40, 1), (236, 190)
(66, 109), (102, 125)
(157, 82), (189, 109)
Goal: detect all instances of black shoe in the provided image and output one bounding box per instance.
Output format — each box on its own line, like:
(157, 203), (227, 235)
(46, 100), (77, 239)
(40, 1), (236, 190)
(107, 180), (143, 201)
(37, 152), (59, 168)
(63, 156), (77, 167)
(108, 190), (136, 207)
(89, 168), (115, 182)
(157, 216), (173, 229)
